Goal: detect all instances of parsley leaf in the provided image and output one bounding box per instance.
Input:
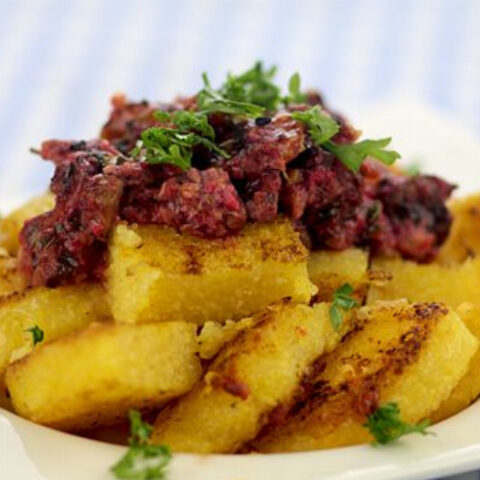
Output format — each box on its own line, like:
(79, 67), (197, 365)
(197, 73), (265, 118)
(291, 106), (339, 145)
(284, 72), (307, 104)
(132, 110), (229, 170)
(111, 410), (171, 480)
(25, 325), (44, 346)
(329, 283), (358, 330)
(219, 61), (281, 111)
(291, 106), (400, 171)
(324, 138), (400, 172)
(364, 403), (432, 445)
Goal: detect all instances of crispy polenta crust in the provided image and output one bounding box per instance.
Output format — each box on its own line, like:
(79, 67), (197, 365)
(251, 301), (477, 452)
(368, 256), (480, 423)
(308, 248), (368, 302)
(151, 301), (343, 453)
(0, 193), (55, 255)
(6, 322), (201, 431)
(107, 219), (316, 324)
(438, 194), (480, 264)
(0, 284), (110, 381)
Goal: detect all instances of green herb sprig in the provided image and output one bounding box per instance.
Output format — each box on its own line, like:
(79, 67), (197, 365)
(364, 402), (432, 445)
(329, 283), (359, 331)
(111, 410), (171, 480)
(216, 61), (281, 111)
(283, 72), (308, 105)
(132, 110), (230, 170)
(292, 106), (400, 171)
(25, 325), (44, 347)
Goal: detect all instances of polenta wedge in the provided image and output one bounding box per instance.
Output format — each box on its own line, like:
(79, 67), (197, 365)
(151, 301), (346, 453)
(107, 219), (316, 324)
(0, 284), (110, 381)
(6, 322), (201, 431)
(0, 192), (55, 255)
(308, 248), (368, 302)
(368, 256), (480, 422)
(251, 301), (477, 452)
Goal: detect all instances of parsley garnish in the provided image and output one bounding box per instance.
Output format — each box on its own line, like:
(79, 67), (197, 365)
(329, 283), (358, 331)
(197, 73), (265, 118)
(291, 106), (400, 171)
(324, 138), (400, 172)
(132, 110), (229, 170)
(217, 61), (281, 111)
(25, 325), (44, 346)
(284, 72), (307, 104)
(291, 106), (339, 145)
(404, 161), (422, 176)
(364, 403), (432, 445)
(111, 410), (171, 480)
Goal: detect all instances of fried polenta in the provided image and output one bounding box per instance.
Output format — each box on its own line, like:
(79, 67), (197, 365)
(0, 284), (110, 382)
(0, 249), (25, 297)
(368, 256), (480, 422)
(438, 193), (480, 264)
(107, 219), (316, 325)
(251, 301), (477, 452)
(0, 192), (55, 255)
(308, 248), (368, 301)
(151, 301), (345, 453)
(5, 322), (201, 431)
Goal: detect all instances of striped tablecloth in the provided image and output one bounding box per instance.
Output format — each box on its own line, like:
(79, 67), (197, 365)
(0, 1), (479, 478)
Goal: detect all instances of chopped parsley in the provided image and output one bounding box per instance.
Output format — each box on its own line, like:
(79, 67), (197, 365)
(217, 61), (281, 111)
(284, 72), (308, 104)
(111, 410), (171, 480)
(324, 138), (400, 172)
(292, 106), (400, 171)
(404, 161), (422, 176)
(364, 402), (432, 445)
(25, 325), (44, 346)
(291, 106), (339, 145)
(132, 110), (229, 170)
(197, 73), (265, 118)
(329, 283), (358, 331)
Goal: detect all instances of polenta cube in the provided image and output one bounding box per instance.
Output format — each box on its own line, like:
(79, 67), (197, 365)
(252, 301), (477, 452)
(0, 284), (110, 381)
(0, 192), (55, 255)
(6, 322), (201, 431)
(151, 301), (344, 453)
(368, 256), (480, 423)
(308, 248), (368, 302)
(107, 220), (316, 325)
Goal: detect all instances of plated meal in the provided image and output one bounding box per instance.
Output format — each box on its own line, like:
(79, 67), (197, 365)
(1, 62), (480, 479)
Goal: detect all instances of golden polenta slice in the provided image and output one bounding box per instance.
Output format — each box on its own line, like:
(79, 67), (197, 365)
(107, 219), (316, 324)
(0, 192), (55, 255)
(431, 303), (480, 423)
(252, 301), (477, 452)
(368, 256), (480, 307)
(368, 256), (480, 423)
(6, 322), (201, 431)
(308, 248), (368, 302)
(438, 193), (480, 264)
(0, 284), (110, 381)
(151, 301), (343, 453)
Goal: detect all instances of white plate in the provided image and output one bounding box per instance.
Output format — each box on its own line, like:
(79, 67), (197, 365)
(1, 100), (480, 480)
